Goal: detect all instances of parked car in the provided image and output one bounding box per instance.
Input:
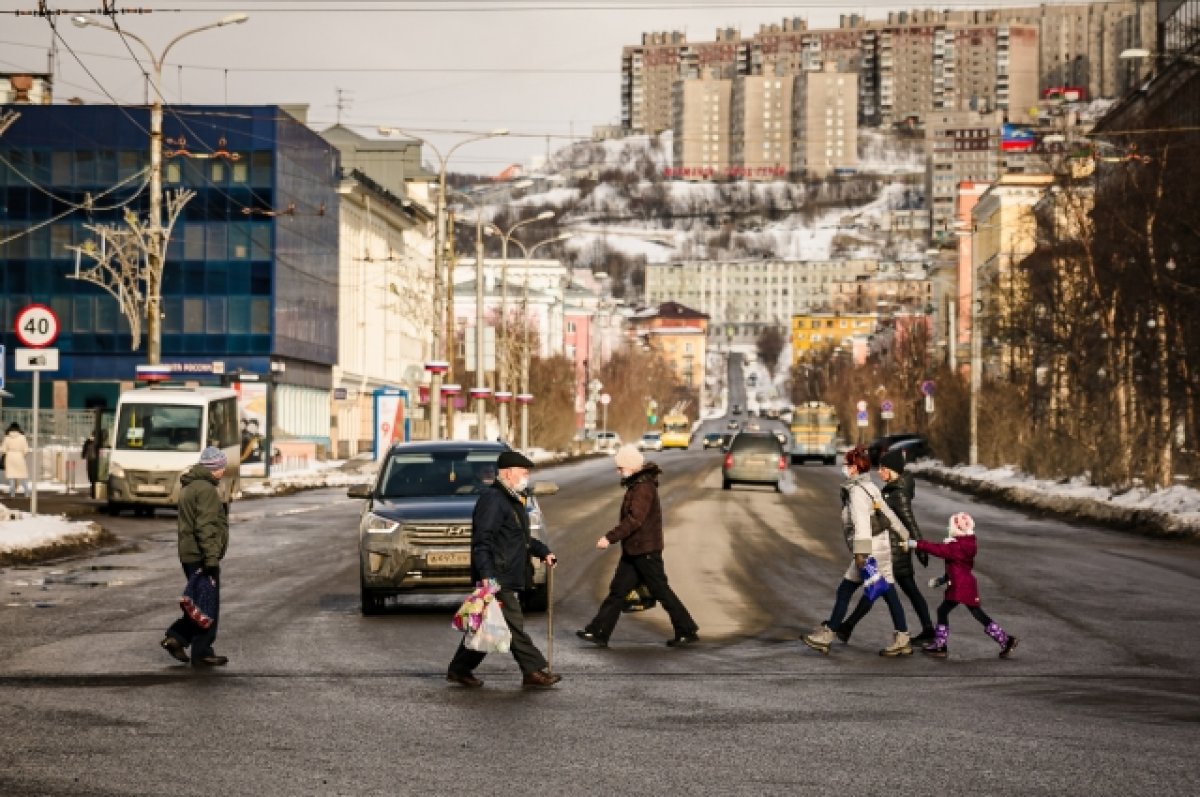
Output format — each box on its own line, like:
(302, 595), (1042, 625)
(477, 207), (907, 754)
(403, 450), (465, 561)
(593, 431), (622, 453)
(727, 419), (741, 430)
(637, 431), (664, 451)
(884, 436), (931, 462)
(866, 433), (924, 465)
(722, 431), (788, 492)
(773, 430), (789, 448)
(731, 404), (742, 415)
(347, 440), (558, 615)
(702, 432), (724, 449)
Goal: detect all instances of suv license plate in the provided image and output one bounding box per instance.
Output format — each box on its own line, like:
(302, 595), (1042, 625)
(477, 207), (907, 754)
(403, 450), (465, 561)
(426, 551), (470, 567)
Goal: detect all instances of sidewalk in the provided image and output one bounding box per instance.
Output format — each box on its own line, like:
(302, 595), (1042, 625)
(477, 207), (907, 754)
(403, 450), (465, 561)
(1, 489), (104, 521)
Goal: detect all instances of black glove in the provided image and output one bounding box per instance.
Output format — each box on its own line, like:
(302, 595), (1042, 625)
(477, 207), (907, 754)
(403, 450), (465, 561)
(203, 565), (221, 580)
(917, 551), (929, 568)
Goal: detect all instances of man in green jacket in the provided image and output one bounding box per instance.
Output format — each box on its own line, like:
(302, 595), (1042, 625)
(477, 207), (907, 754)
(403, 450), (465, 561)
(161, 447), (230, 667)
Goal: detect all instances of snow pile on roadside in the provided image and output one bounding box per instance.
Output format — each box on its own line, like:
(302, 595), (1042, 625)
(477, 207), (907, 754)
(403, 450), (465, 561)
(0, 510), (100, 555)
(239, 460), (376, 497)
(910, 460), (1200, 537)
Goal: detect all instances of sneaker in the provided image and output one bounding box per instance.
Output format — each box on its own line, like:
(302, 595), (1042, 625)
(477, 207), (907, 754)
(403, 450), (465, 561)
(879, 631), (912, 657)
(666, 633), (699, 648)
(522, 669), (562, 688)
(999, 636), (1019, 659)
(801, 624), (835, 655)
(575, 630), (609, 648)
(836, 626), (853, 644)
(446, 670), (484, 688)
(911, 628), (937, 644)
(160, 636), (189, 663)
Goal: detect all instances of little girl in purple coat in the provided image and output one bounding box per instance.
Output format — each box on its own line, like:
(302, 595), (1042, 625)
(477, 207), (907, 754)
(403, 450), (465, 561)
(908, 512), (1018, 658)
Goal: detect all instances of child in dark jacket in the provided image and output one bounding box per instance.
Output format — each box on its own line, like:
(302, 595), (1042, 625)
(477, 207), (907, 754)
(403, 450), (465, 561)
(908, 512), (1018, 659)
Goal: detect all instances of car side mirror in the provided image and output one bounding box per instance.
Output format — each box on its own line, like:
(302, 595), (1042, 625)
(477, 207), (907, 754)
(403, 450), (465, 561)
(347, 483), (372, 499)
(531, 481), (559, 496)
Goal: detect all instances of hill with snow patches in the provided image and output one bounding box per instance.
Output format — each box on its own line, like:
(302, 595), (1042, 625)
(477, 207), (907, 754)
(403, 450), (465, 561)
(507, 129), (929, 280)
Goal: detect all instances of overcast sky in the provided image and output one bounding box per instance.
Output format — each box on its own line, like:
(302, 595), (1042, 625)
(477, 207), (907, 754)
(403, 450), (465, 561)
(3, 0), (1060, 173)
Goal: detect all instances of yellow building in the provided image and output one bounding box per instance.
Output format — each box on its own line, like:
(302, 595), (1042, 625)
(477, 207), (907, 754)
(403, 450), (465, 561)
(791, 312), (877, 362)
(629, 301), (709, 390)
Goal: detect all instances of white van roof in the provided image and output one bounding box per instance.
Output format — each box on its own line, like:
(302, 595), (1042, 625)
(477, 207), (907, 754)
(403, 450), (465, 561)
(119, 385), (238, 404)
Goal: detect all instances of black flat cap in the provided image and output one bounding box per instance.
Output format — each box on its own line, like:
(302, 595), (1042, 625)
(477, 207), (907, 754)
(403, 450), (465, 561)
(497, 450), (535, 470)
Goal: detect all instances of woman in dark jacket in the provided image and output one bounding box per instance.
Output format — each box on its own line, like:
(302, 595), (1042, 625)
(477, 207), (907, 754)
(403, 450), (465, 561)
(576, 445), (699, 648)
(836, 449), (936, 643)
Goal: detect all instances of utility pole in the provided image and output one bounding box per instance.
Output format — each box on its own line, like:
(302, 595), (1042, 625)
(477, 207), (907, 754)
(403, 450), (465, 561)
(71, 13), (248, 363)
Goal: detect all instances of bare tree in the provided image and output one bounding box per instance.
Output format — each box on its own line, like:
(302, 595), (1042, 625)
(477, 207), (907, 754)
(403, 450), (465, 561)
(756, 326), (786, 377)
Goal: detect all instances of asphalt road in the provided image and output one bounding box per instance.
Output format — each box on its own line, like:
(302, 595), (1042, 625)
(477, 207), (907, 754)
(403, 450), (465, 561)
(1, 449), (1198, 795)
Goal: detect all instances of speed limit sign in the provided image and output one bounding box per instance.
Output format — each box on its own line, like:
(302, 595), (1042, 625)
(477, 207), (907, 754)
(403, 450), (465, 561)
(14, 304), (60, 349)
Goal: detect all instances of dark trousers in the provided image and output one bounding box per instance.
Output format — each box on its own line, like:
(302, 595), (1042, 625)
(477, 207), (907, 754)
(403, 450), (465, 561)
(826, 578), (907, 634)
(585, 552), (698, 640)
(449, 588), (547, 676)
(843, 571), (934, 633)
(166, 562), (219, 662)
(936, 599), (993, 628)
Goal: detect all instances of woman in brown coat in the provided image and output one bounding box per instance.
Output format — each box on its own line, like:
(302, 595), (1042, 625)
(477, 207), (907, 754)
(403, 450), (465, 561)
(576, 445), (700, 648)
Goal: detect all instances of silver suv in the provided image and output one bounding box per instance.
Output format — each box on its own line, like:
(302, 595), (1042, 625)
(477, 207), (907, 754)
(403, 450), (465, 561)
(347, 441), (557, 615)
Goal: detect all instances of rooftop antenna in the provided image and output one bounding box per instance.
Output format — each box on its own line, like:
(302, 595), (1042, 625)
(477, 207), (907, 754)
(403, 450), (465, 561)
(336, 87), (354, 125)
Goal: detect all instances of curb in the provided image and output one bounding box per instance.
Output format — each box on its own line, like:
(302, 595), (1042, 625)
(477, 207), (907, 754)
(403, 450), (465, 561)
(914, 466), (1200, 541)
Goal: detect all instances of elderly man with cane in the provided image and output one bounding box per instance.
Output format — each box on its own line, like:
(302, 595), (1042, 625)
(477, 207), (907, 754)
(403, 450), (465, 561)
(447, 450), (561, 689)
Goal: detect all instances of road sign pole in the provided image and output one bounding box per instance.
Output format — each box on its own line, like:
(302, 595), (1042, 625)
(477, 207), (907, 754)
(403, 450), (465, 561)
(31, 370), (39, 515)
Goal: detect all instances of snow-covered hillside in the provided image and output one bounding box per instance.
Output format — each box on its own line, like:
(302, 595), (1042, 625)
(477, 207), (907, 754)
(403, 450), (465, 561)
(506, 129), (932, 277)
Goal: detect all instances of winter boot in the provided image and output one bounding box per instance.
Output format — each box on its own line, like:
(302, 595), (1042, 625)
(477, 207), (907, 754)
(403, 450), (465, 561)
(801, 624), (835, 655)
(836, 621), (855, 644)
(986, 623), (1018, 658)
(911, 627), (936, 644)
(923, 624), (949, 658)
(879, 630), (913, 657)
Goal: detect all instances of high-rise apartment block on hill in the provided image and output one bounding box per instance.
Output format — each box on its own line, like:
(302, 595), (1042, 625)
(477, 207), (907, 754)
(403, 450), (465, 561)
(622, 3), (1155, 177)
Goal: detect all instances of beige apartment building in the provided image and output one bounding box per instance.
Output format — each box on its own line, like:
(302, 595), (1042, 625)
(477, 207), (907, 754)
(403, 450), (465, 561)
(644, 259), (878, 341)
(672, 74), (733, 179)
(621, 3), (1155, 137)
(730, 74), (794, 179)
(925, 111), (1005, 238)
(792, 63), (859, 177)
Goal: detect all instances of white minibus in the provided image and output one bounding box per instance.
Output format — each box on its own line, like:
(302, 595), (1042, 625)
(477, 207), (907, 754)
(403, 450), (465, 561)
(104, 385), (240, 516)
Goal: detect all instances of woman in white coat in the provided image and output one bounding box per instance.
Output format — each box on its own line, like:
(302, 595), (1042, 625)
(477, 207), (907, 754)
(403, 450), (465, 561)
(802, 445), (913, 656)
(2, 422), (32, 497)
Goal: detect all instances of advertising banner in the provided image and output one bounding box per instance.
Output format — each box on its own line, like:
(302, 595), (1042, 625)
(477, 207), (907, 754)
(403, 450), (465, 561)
(373, 389), (409, 460)
(233, 381), (268, 477)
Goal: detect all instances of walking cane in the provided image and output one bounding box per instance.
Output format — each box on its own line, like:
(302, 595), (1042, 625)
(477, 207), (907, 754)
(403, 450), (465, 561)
(546, 563), (555, 672)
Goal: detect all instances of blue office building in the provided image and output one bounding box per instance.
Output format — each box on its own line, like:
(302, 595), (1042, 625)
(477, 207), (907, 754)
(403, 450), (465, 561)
(0, 104), (339, 446)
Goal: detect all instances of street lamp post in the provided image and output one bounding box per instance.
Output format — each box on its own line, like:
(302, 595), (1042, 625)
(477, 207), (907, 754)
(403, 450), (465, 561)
(508, 233), (573, 449)
(376, 126), (504, 439)
(73, 13), (248, 365)
(484, 211), (555, 441)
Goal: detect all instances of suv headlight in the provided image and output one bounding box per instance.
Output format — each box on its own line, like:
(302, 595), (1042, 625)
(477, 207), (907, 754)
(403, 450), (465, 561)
(362, 512), (399, 534)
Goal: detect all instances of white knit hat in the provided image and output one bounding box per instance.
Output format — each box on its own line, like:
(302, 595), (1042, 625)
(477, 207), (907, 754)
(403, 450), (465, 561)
(613, 444), (644, 471)
(948, 512), (975, 536)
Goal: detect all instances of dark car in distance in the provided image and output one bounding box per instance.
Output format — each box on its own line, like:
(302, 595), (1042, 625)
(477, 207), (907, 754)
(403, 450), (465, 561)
(883, 436), (931, 463)
(347, 440), (558, 615)
(866, 433), (925, 465)
(702, 432), (724, 449)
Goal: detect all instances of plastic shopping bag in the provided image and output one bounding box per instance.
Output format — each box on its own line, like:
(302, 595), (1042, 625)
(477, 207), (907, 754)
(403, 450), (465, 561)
(861, 556), (891, 602)
(464, 597), (511, 653)
(452, 585), (495, 633)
